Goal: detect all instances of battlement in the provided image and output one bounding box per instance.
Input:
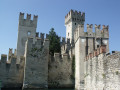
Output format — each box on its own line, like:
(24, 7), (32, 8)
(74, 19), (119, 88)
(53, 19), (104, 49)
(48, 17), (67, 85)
(19, 12), (38, 28)
(23, 34), (49, 89)
(0, 53), (25, 87)
(85, 45), (106, 61)
(8, 48), (16, 60)
(27, 37), (49, 46)
(26, 37), (49, 58)
(65, 10), (85, 25)
(87, 24), (109, 36)
(36, 32), (49, 39)
(0, 53), (24, 63)
(0, 53), (25, 71)
(74, 24), (109, 42)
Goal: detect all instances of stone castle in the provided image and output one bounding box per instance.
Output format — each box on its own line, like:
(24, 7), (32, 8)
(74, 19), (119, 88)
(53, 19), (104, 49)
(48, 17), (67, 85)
(0, 10), (120, 90)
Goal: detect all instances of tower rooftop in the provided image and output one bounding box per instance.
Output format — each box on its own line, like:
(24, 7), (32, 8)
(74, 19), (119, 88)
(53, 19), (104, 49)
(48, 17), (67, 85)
(65, 9), (85, 25)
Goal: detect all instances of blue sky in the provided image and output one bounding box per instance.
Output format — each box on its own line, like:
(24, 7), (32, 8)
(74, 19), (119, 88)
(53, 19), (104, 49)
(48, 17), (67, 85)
(0, 0), (120, 56)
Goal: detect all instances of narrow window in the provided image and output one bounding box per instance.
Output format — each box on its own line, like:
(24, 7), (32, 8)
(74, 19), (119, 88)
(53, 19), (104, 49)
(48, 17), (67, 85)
(64, 45), (65, 50)
(68, 33), (69, 36)
(97, 45), (99, 48)
(75, 23), (76, 25)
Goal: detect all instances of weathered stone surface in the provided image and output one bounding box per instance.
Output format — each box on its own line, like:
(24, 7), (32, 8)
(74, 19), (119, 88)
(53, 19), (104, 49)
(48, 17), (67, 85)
(0, 55), (25, 88)
(48, 54), (74, 88)
(84, 52), (120, 90)
(23, 38), (49, 89)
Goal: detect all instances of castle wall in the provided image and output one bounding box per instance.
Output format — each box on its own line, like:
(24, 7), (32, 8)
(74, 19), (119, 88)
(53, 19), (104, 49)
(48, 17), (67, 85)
(23, 37), (49, 89)
(103, 52), (120, 90)
(84, 47), (120, 90)
(75, 37), (86, 90)
(0, 54), (25, 88)
(48, 53), (74, 88)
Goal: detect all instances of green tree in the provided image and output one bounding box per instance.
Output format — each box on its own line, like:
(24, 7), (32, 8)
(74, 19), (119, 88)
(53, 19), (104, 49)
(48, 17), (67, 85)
(48, 28), (61, 56)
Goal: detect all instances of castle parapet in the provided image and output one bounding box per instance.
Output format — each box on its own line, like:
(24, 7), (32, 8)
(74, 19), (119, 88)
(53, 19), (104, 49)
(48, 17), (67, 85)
(8, 48), (16, 61)
(23, 35), (49, 89)
(84, 24), (109, 38)
(86, 24), (94, 37)
(65, 10), (85, 24)
(101, 25), (109, 38)
(27, 14), (31, 20)
(1, 54), (7, 63)
(19, 12), (38, 28)
(0, 53), (25, 88)
(35, 32), (49, 43)
(74, 24), (109, 40)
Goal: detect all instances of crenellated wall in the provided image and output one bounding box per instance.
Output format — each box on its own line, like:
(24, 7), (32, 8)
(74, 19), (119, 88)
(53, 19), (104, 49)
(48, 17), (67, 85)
(74, 24), (109, 40)
(65, 9), (85, 25)
(48, 53), (74, 88)
(0, 54), (25, 88)
(23, 37), (49, 90)
(84, 45), (120, 90)
(74, 24), (109, 55)
(19, 12), (38, 28)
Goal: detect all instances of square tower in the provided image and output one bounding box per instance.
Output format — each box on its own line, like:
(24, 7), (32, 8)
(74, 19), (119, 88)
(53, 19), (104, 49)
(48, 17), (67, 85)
(16, 12), (38, 63)
(65, 10), (85, 43)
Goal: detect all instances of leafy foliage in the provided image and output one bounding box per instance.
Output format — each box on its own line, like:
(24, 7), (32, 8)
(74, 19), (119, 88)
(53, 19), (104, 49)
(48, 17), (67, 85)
(48, 28), (61, 56)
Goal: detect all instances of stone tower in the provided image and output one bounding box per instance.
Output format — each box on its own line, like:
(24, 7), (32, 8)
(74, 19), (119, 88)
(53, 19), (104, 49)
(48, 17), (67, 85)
(65, 10), (85, 43)
(64, 10), (109, 90)
(74, 24), (109, 89)
(16, 12), (38, 63)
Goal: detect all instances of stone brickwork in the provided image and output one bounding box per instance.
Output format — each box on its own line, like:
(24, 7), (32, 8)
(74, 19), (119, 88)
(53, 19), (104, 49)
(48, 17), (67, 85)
(23, 37), (49, 90)
(0, 54), (25, 88)
(84, 46), (120, 90)
(48, 53), (74, 88)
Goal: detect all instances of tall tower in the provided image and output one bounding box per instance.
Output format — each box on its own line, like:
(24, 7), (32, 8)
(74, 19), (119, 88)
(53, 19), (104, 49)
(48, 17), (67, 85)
(65, 10), (85, 43)
(74, 24), (109, 90)
(16, 12), (38, 63)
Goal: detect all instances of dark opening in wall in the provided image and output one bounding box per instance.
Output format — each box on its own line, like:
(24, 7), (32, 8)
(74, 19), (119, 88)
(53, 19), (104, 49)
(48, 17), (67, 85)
(86, 37), (88, 56)
(97, 45), (99, 48)
(75, 23), (76, 25)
